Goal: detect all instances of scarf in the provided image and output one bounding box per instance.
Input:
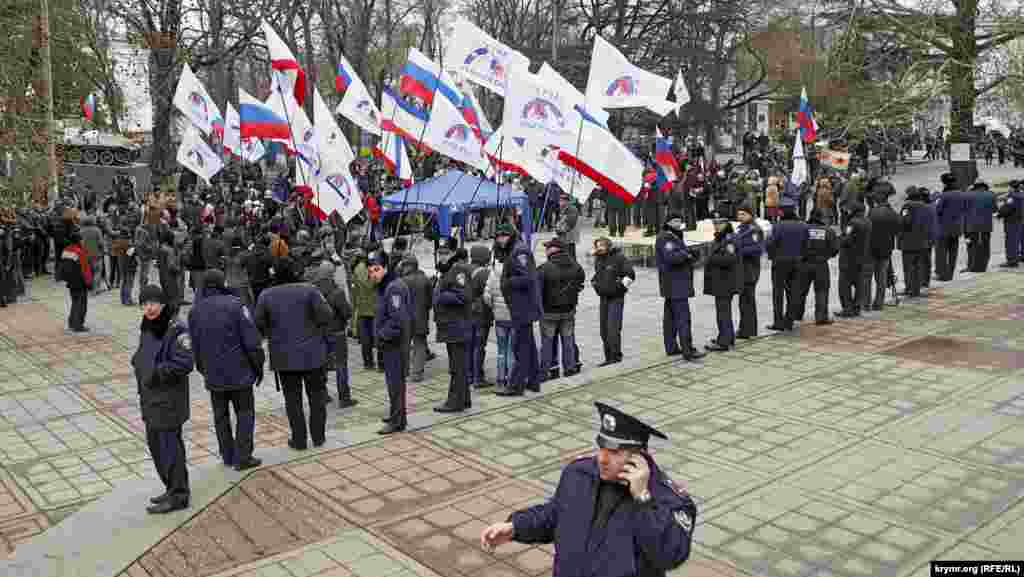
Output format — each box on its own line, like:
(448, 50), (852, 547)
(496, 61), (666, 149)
(140, 305), (175, 339)
(62, 243), (93, 287)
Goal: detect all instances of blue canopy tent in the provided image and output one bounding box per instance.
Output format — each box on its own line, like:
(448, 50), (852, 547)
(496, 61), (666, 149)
(381, 170), (532, 241)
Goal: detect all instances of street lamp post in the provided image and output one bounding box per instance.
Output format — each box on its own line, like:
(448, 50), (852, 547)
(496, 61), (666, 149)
(39, 0), (59, 207)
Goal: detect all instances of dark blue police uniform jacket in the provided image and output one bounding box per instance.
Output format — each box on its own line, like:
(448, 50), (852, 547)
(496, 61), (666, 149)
(132, 321), (195, 430)
(654, 232), (695, 300)
(374, 272), (411, 345)
(510, 456), (697, 577)
(188, 289), (265, 390)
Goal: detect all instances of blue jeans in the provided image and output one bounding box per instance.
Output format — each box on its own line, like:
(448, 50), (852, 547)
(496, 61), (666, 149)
(494, 324), (515, 384)
(540, 317), (577, 372)
(120, 269), (135, 305)
(324, 334), (350, 399)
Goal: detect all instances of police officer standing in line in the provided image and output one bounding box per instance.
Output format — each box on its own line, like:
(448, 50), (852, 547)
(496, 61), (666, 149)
(188, 270), (265, 471)
(254, 256), (334, 451)
(963, 181), (995, 273)
(836, 201), (872, 318)
(591, 236), (635, 366)
(132, 285), (194, 514)
(934, 172), (965, 281)
(655, 214), (704, 360)
(704, 219), (741, 351)
(923, 187), (940, 290)
(733, 205), (763, 339)
(496, 223), (543, 395)
(866, 182), (901, 311)
(367, 251), (412, 434)
(794, 209), (840, 324)
(765, 198), (806, 331)
(434, 245), (474, 413)
(899, 188), (933, 298)
(480, 402), (697, 577)
(998, 180), (1024, 267)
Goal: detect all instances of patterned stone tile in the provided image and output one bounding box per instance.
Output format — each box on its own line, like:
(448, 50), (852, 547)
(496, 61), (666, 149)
(655, 407), (854, 474)
(936, 319), (1024, 349)
(823, 357), (999, 406)
(129, 470), (351, 577)
(0, 514), (49, 557)
(788, 318), (929, 353)
(0, 471), (40, 525)
(968, 375), (1024, 417)
(7, 440), (154, 510)
(964, 498), (1024, 557)
(622, 357), (803, 401)
(0, 411), (135, 464)
(197, 528), (442, 577)
(785, 440), (1024, 535)
(278, 435), (501, 525)
(535, 378), (720, 428)
(0, 385), (93, 429)
(882, 336), (1024, 371)
(699, 484), (947, 577)
(524, 448), (763, 514)
(919, 299), (1024, 321)
(422, 405), (596, 473)
(185, 418), (292, 468)
(0, 350), (56, 394)
(374, 480), (556, 577)
(903, 541), (1005, 577)
(876, 403), (1024, 474)
(746, 379), (938, 434)
(730, 340), (866, 375)
(21, 338), (134, 384)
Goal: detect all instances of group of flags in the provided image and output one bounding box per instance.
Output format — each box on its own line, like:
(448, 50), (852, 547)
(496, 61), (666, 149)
(164, 15), (821, 221)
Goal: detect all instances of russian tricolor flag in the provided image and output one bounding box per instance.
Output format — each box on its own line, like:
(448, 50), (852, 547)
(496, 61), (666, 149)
(797, 86), (817, 144)
(336, 62), (353, 93)
(399, 48), (462, 109)
(81, 94), (95, 121)
(239, 88), (292, 141)
(380, 87), (431, 150)
(654, 127), (680, 183)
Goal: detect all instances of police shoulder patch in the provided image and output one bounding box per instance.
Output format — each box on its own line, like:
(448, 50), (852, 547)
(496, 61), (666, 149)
(673, 510), (694, 534)
(456, 272), (466, 286)
(901, 208), (910, 217)
(845, 225), (853, 235)
(664, 477), (689, 497)
(391, 293), (402, 309)
(1009, 197), (1015, 205)
(753, 230), (762, 243)
(518, 253), (529, 267)
(241, 305), (252, 322)
(664, 241), (676, 252)
(176, 332), (192, 352)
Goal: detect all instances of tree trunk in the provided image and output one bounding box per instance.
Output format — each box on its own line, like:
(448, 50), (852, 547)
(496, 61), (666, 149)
(302, 9), (315, 115)
(148, 31), (179, 186)
(947, 0), (979, 187)
(210, 0), (226, 104)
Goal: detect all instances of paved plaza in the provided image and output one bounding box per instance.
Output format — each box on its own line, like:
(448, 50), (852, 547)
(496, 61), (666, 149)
(0, 159), (1022, 577)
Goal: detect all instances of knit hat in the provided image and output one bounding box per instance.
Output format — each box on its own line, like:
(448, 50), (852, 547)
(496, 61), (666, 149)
(139, 285), (166, 305)
(366, 250), (389, 268)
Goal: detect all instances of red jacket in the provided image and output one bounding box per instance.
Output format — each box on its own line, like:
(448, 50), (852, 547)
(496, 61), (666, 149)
(61, 243), (93, 289)
(364, 194), (381, 223)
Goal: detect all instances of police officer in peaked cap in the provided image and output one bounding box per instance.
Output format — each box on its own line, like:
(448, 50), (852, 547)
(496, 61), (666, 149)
(482, 402), (697, 576)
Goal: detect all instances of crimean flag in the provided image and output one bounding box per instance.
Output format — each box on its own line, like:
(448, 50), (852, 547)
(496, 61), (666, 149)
(81, 94), (95, 121)
(262, 21), (307, 106)
(797, 86), (817, 143)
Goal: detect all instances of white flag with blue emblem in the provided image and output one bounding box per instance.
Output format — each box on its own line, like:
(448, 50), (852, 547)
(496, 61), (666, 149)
(177, 124), (224, 184)
(584, 36), (672, 112)
(173, 64), (222, 136)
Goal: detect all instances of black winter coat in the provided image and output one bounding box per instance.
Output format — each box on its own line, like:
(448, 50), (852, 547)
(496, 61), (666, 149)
(539, 251), (585, 314)
(132, 312), (194, 430)
(840, 215), (872, 268)
(402, 268), (433, 336)
(434, 261), (473, 343)
(868, 205), (901, 258)
(313, 277), (352, 335)
(188, 289), (265, 390)
(255, 283), (334, 371)
(703, 235), (742, 297)
(591, 247), (635, 299)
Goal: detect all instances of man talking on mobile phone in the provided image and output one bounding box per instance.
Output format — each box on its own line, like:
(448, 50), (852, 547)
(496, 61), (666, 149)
(480, 402), (697, 576)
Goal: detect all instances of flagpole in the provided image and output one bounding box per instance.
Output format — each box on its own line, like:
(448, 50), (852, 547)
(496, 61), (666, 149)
(272, 72), (310, 208)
